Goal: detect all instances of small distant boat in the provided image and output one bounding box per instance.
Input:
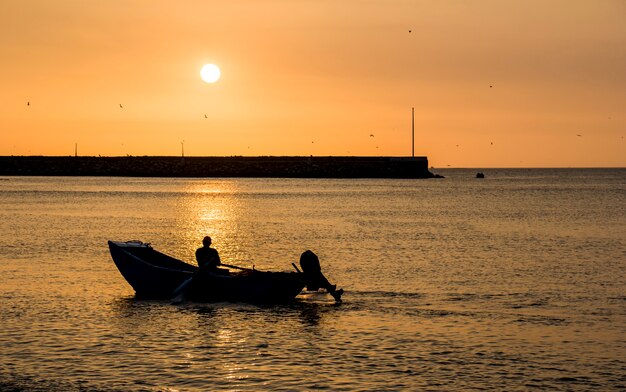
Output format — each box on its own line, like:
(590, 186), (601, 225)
(108, 240), (307, 303)
(476, 172), (485, 178)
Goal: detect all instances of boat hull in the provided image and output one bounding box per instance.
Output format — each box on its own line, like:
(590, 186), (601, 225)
(108, 240), (306, 303)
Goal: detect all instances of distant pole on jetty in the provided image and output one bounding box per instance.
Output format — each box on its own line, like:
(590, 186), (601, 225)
(75, 143), (77, 157)
(411, 107), (414, 158)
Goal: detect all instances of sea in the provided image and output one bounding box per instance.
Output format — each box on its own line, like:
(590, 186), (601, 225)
(0, 169), (624, 391)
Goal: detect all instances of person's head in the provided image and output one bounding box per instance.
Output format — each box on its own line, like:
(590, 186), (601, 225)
(202, 236), (212, 247)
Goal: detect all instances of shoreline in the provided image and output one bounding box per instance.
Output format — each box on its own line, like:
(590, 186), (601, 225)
(0, 156), (441, 179)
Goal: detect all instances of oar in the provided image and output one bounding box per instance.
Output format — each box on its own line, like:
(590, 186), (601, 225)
(221, 263), (254, 271)
(172, 263), (253, 303)
(171, 273), (197, 303)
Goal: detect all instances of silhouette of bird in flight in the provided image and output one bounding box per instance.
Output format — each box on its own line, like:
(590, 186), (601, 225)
(119, 104), (123, 109)
(27, 101), (30, 106)
(204, 114), (208, 118)
(409, 30), (412, 33)
(577, 134), (582, 137)
(370, 134), (374, 137)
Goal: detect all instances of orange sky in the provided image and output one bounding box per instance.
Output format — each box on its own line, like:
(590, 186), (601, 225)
(1, 1), (624, 167)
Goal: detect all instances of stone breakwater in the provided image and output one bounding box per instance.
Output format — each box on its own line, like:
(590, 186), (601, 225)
(0, 156), (441, 178)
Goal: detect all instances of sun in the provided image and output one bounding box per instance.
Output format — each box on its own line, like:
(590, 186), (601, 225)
(200, 64), (221, 83)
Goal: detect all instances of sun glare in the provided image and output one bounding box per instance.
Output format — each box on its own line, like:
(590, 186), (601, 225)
(200, 64), (221, 83)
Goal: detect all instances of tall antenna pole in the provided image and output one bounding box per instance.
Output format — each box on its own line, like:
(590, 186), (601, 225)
(181, 141), (185, 158)
(411, 107), (415, 158)
(75, 143), (77, 157)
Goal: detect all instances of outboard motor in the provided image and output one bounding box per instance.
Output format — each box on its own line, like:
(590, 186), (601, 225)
(299, 250), (322, 291)
(299, 250), (343, 302)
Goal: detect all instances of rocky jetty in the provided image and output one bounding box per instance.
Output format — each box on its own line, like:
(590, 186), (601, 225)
(0, 156), (442, 179)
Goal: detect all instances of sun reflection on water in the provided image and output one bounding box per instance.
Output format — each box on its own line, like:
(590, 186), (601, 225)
(167, 180), (246, 264)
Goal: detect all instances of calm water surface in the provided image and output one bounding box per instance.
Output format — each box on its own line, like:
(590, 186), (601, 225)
(0, 169), (624, 391)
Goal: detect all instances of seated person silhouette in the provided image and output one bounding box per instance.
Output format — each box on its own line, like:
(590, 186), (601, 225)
(196, 236), (228, 275)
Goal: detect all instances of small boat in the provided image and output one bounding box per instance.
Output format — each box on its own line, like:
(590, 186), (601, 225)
(108, 240), (307, 303)
(476, 172), (485, 178)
